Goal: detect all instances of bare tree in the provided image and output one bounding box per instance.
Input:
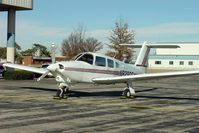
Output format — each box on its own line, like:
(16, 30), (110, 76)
(106, 19), (135, 62)
(80, 37), (102, 52)
(62, 25), (102, 59)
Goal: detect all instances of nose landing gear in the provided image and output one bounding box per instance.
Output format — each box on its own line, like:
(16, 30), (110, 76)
(54, 83), (70, 99)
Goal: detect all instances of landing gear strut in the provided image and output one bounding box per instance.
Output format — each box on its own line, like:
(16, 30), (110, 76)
(123, 82), (135, 98)
(54, 83), (69, 99)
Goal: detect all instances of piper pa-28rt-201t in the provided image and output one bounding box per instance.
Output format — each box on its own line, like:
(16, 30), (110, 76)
(3, 42), (199, 99)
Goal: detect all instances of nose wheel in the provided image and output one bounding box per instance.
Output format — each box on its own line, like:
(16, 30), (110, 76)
(54, 83), (70, 99)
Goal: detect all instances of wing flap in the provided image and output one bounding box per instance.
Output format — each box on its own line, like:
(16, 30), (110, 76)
(92, 71), (199, 84)
(3, 63), (51, 75)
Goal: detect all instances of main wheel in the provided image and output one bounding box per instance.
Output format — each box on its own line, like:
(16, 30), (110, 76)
(123, 88), (131, 98)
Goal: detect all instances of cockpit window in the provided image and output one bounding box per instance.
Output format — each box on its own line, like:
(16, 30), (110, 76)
(73, 53), (83, 60)
(77, 54), (93, 65)
(95, 56), (106, 67)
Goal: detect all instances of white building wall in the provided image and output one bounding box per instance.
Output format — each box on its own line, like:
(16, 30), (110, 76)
(148, 43), (199, 70)
(156, 43), (199, 55)
(148, 59), (199, 70)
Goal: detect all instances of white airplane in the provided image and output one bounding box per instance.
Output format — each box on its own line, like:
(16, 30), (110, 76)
(3, 42), (199, 98)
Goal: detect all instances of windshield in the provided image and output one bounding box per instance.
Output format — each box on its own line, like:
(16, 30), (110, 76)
(73, 53), (83, 61)
(77, 53), (93, 65)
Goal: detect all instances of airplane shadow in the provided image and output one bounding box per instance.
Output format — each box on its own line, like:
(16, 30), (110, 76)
(21, 87), (199, 101)
(135, 95), (199, 101)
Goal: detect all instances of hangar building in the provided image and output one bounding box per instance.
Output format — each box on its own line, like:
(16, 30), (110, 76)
(0, 0), (33, 63)
(148, 42), (199, 70)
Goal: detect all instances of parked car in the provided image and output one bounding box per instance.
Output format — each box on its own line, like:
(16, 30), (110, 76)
(41, 63), (49, 69)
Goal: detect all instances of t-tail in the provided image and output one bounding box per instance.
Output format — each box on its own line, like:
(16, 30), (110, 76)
(120, 41), (180, 72)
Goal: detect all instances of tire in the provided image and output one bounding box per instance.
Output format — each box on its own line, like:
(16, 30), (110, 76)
(123, 89), (131, 98)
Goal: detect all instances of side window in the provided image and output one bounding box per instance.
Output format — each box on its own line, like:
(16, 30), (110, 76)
(107, 59), (114, 68)
(116, 62), (120, 68)
(78, 54), (93, 65)
(95, 56), (106, 67)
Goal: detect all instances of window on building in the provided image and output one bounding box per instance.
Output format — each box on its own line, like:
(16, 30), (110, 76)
(188, 61), (193, 65)
(155, 61), (161, 65)
(179, 61), (184, 65)
(169, 61), (174, 65)
(95, 56), (106, 67)
(107, 59), (114, 68)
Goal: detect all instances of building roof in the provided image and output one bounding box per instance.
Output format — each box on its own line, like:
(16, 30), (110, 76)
(0, 0), (33, 11)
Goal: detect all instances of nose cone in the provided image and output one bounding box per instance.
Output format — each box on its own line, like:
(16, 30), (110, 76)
(47, 64), (58, 71)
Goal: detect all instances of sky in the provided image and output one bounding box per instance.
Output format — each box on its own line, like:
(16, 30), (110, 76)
(1, 0), (199, 54)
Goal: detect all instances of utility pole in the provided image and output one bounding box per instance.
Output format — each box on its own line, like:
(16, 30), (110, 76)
(51, 42), (56, 64)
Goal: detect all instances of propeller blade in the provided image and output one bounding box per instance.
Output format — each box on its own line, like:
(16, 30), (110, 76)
(37, 70), (50, 82)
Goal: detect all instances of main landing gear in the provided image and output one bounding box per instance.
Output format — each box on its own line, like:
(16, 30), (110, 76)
(123, 82), (135, 98)
(54, 83), (69, 99)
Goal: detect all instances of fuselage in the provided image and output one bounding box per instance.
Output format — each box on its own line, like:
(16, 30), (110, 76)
(52, 52), (145, 84)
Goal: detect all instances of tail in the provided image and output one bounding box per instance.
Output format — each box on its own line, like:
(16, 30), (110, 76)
(120, 41), (180, 69)
(135, 42), (149, 67)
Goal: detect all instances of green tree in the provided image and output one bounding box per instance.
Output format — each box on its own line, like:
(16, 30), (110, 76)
(0, 42), (22, 62)
(15, 42), (22, 63)
(62, 25), (102, 59)
(21, 49), (33, 56)
(32, 43), (51, 57)
(106, 19), (135, 62)
(0, 47), (6, 59)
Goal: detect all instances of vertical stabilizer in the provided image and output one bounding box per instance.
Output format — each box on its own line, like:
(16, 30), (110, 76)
(119, 42), (180, 71)
(135, 42), (150, 67)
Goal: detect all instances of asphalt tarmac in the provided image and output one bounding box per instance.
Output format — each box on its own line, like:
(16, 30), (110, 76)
(0, 76), (199, 133)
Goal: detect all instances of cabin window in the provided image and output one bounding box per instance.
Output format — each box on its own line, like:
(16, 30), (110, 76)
(116, 62), (120, 68)
(77, 54), (93, 65)
(107, 59), (114, 68)
(95, 56), (106, 67)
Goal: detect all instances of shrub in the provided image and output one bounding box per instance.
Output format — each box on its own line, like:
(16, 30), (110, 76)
(4, 69), (34, 80)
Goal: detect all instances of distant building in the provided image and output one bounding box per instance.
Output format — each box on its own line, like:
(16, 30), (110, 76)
(148, 42), (199, 70)
(22, 56), (67, 66)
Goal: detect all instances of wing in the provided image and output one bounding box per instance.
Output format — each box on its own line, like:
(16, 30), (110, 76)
(3, 63), (52, 75)
(92, 70), (199, 84)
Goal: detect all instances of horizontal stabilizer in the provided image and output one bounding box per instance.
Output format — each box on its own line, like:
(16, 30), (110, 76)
(120, 43), (180, 48)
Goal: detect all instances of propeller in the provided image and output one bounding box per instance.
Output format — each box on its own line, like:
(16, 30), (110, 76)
(37, 63), (65, 82)
(37, 70), (50, 82)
